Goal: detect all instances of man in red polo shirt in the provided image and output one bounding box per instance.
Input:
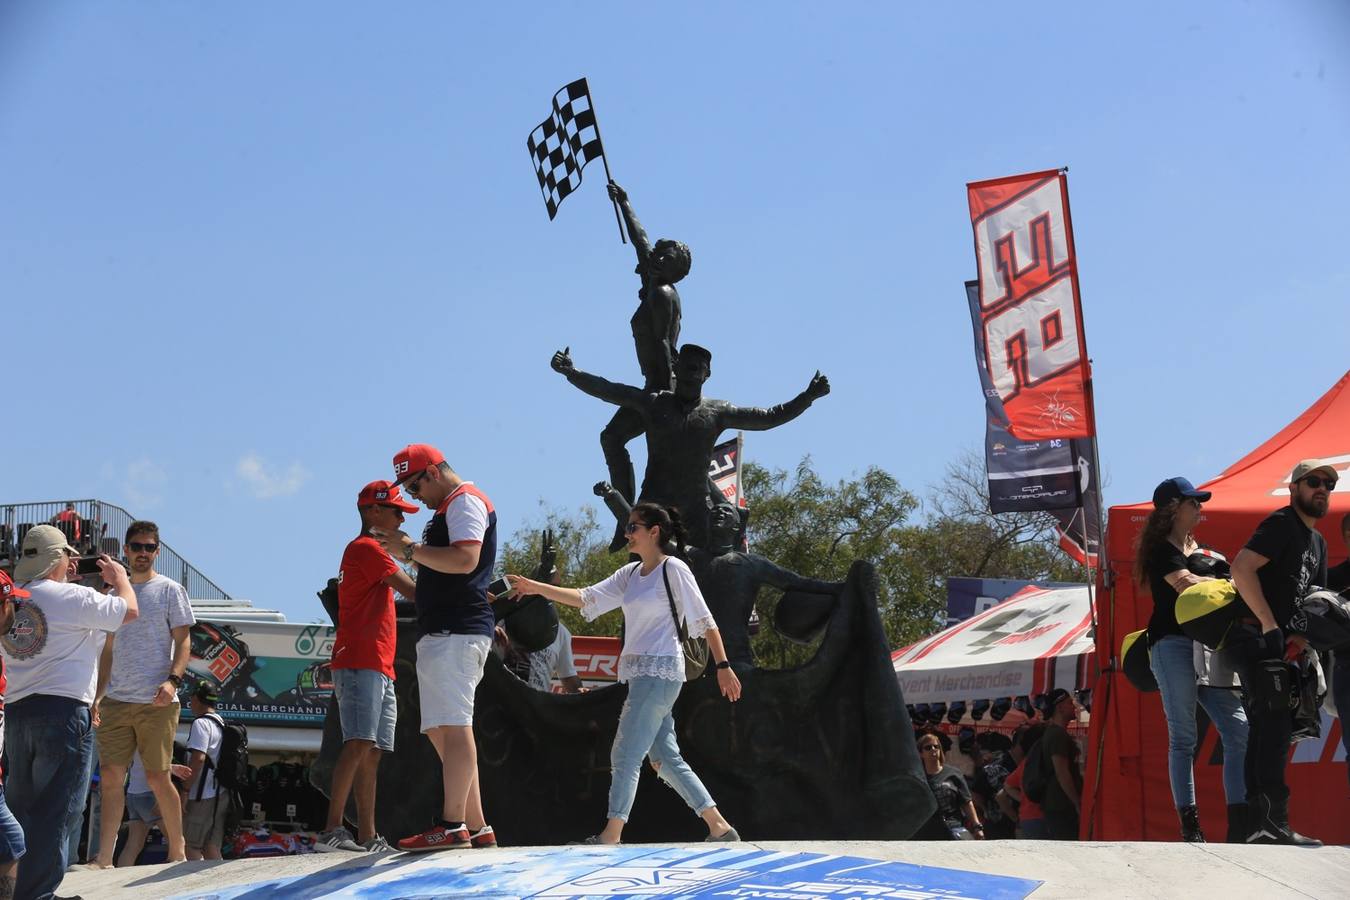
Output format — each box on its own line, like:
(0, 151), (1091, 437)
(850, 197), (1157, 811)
(315, 481), (418, 853)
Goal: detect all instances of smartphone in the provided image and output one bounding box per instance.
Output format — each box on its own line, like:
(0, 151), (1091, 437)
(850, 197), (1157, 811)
(75, 556), (103, 577)
(488, 576), (515, 601)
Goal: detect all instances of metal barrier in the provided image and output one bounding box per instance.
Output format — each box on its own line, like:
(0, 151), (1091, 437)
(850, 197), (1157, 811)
(0, 499), (231, 600)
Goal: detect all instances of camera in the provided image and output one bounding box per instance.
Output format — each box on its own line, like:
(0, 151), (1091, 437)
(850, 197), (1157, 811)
(75, 556), (103, 577)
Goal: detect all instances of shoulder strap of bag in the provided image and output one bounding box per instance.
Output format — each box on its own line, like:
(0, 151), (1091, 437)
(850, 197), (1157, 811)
(194, 712), (226, 801)
(660, 560), (689, 642)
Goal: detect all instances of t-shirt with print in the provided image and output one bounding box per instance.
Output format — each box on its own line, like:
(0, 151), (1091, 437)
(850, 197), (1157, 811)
(186, 713), (224, 800)
(333, 536), (400, 679)
(1245, 506), (1329, 627)
(0, 579), (127, 704)
(926, 765), (972, 829)
(107, 574), (196, 703)
(1327, 559), (1350, 594)
(524, 623), (577, 692)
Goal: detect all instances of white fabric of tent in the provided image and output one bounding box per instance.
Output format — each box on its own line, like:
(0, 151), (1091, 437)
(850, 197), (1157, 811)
(892, 584), (1094, 706)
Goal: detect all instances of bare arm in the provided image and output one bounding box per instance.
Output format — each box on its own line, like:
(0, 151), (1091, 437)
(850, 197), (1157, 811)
(95, 632), (115, 705)
(748, 556), (841, 595)
(559, 675), (584, 693)
(557, 364), (648, 411)
(703, 627), (743, 702)
(504, 575), (584, 609)
(963, 799), (984, 837)
(720, 372), (830, 432)
(1051, 753), (1080, 813)
(152, 624), (192, 707)
(98, 556), (139, 624)
(1231, 548), (1279, 632)
(608, 181), (652, 260)
(412, 543), (481, 575)
(996, 788), (1020, 823)
(182, 750), (207, 809)
(383, 567), (417, 600)
(1163, 569), (1215, 592)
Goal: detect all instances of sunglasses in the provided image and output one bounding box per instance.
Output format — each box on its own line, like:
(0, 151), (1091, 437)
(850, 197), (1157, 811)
(405, 470), (429, 496)
(624, 521), (651, 534)
(127, 542), (159, 553)
(919, 744), (941, 753)
(1301, 475), (1337, 491)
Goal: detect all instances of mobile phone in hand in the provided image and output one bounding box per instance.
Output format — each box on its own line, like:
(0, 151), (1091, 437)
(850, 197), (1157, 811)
(76, 556), (103, 577)
(488, 576), (515, 600)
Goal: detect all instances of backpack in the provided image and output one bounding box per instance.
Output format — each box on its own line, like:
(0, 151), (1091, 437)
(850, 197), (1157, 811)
(197, 712), (250, 799)
(1022, 738), (1050, 805)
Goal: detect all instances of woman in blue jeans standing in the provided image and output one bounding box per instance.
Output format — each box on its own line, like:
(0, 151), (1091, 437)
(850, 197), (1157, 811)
(1136, 477), (1249, 842)
(508, 502), (743, 844)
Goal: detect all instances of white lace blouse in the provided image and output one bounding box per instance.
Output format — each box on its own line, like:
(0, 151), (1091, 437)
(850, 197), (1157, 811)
(579, 556), (718, 683)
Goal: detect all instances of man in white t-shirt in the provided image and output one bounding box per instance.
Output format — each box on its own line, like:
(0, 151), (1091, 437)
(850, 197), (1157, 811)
(1, 525), (138, 900)
(181, 681), (228, 860)
(92, 520), (195, 867)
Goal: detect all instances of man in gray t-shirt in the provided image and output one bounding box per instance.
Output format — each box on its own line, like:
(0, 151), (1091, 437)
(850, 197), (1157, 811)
(92, 521), (195, 866)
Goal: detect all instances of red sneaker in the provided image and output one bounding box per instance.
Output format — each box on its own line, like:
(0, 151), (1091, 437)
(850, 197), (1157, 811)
(397, 824), (471, 852)
(469, 825), (497, 848)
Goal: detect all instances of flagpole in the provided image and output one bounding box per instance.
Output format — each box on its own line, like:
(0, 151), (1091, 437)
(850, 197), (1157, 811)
(582, 79), (627, 245)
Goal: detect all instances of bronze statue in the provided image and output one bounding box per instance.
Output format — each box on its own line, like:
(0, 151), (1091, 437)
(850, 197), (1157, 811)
(553, 343), (829, 549)
(600, 180), (690, 550)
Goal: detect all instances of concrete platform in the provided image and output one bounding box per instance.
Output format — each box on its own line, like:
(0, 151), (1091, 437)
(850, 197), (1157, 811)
(60, 840), (1350, 899)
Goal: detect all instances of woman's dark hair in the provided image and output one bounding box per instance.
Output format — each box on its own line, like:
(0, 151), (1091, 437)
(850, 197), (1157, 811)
(1132, 498), (1182, 588)
(631, 502), (688, 558)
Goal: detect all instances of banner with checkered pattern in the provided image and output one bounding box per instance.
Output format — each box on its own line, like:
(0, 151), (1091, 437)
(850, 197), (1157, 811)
(527, 78), (606, 220)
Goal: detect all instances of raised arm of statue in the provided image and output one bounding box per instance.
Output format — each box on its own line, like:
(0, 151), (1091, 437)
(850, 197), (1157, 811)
(748, 555), (842, 596)
(718, 371), (831, 432)
(552, 348), (648, 411)
(608, 180), (652, 261)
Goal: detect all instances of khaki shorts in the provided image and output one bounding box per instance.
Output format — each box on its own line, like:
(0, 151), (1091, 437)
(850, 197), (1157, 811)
(96, 699), (180, 770)
(183, 795), (230, 849)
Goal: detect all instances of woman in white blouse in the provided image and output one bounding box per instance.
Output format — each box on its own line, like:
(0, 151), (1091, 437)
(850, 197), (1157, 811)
(507, 502), (743, 844)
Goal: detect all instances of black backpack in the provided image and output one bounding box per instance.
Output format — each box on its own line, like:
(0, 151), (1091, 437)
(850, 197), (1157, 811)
(197, 712), (250, 799)
(1022, 738), (1050, 805)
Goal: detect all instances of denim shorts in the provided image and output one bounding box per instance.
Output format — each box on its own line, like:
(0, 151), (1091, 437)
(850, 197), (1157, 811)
(334, 668), (398, 752)
(0, 787), (24, 863)
(126, 790), (160, 823)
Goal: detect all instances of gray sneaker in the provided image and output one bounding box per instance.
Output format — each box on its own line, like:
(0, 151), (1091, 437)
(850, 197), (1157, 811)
(315, 827), (364, 852)
(706, 826), (740, 842)
(362, 834), (393, 853)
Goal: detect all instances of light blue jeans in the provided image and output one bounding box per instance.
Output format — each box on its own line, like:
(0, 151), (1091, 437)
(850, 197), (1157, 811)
(1150, 634), (1248, 807)
(608, 676), (715, 822)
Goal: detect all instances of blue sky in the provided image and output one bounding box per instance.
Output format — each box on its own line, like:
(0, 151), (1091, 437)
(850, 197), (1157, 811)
(2, 2), (1347, 622)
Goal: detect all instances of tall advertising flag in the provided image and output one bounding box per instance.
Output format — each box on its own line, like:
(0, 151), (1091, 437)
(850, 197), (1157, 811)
(968, 170), (1095, 441)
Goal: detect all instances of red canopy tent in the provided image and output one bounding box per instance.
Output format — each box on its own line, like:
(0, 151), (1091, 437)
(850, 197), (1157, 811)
(1084, 370), (1350, 842)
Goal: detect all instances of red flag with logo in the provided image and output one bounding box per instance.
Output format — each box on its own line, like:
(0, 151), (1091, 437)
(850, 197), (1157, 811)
(968, 170), (1094, 440)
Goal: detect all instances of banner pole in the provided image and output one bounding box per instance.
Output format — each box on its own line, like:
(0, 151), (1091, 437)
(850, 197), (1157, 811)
(582, 79), (627, 245)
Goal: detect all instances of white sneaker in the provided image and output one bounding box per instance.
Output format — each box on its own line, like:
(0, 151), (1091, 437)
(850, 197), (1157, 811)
(362, 834), (393, 852)
(315, 826), (364, 852)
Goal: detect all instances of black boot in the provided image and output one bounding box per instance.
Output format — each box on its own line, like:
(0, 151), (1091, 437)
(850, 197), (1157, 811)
(1247, 793), (1322, 846)
(1178, 806), (1205, 843)
(1225, 803), (1250, 844)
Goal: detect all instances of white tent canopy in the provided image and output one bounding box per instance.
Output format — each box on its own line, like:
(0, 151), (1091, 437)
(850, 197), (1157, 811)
(892, 584), (1094, 706)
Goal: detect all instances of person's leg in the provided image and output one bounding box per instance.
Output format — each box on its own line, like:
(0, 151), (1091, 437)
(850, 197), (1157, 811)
(94, 762), (128, 868)
(601, 678), (677, 843)
(143, 771), (184, 862)
(0, 785), (27, 900)
(117, 820), (151, 868)
(326, 740), (373, 831)
(435, 726), (478, 824)
(137, 700), (186, 862)
(203, 799), (227, 860)
(600, 407), (644, 549)
(1149, 636), (1202, 810)
(1196, 686), (1249, 804)
(646, 703), (731, 836)
(9, 699), (92, 900)
(1334, 652), (1350, 791)
(183, 799), (208, 860)
(352, 747), (382, 843)
(325, 669), (377, 837)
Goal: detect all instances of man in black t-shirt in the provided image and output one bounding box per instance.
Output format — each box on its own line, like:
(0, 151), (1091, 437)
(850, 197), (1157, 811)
(1040, 688), (1083, 840)
(1227, 459), (1336, 846)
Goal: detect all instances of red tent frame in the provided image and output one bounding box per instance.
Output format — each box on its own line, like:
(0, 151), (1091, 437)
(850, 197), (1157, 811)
(1084, 370), (1350, 841)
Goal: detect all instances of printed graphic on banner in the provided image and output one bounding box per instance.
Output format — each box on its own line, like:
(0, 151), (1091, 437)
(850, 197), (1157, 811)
(177, 620), (335, 726)
(709, 434), (746, 508)
(571, 634), (621, 684)
(946, 576), (1080, 626)
(968, 170), (1094, 440)
(965, 281), (1100, 566)
(168, 845), (1041, 900)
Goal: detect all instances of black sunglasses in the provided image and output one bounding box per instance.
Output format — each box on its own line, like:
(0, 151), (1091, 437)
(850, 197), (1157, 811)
(127, 541), (160, 553)
(405, 470), (429, 496)
(919, 743), (941, 752)
(1301, 475), (1337, 491)
(624, 521), (651, 534)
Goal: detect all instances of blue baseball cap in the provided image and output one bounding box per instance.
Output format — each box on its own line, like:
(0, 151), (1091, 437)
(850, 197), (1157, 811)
(1152, 477), (1211, 509)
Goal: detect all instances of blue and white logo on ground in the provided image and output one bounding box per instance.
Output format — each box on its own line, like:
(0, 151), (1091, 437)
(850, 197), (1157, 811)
(166, 846), (1041, 900)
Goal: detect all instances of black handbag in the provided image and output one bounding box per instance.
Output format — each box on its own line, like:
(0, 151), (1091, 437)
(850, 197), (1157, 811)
(660, 561), (710, 681)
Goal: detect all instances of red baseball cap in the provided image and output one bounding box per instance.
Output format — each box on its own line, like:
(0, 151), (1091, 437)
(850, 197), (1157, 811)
(0, 570), (30, 601)
(357, 480), (419, 513)
(392, 444), (446, 485)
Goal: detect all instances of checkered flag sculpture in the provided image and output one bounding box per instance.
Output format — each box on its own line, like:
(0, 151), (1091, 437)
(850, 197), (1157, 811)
(527, 78), (618, 230)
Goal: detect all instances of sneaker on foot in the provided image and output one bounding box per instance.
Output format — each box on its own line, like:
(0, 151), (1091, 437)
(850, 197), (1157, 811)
(469, 826), (497, 849)
(362, 834), (393, 853)
(579, 834), (620, 845)
(398, 824), (471, 852)
(314, 827), (364, 852)
(706, 826), (741, 842)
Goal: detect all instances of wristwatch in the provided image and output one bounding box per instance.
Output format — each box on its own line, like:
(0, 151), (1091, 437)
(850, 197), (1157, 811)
(403, 542), (418, 563)
(167, 673), (183, 688)
(715, 660), (731, 670)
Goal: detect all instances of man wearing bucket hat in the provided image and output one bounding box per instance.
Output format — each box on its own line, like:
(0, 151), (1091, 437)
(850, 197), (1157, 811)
(0, 572), (30, 898)
(373, 445), (498, 851)
(1, 525), (138, 899)
(1227, 458), (1337, 846)
(314, 481), (418, 854)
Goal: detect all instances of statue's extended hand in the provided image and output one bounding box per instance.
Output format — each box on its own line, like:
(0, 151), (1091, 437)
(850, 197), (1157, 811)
(805, 371), (831, 400)
(607, 180), (627, 203)
(551, 347), (574, 375)
(539, 528), (557, 575)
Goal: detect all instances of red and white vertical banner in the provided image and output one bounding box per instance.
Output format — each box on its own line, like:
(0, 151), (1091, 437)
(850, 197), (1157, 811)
(968, 170), (1095, 441)
(709, 434), (746, 509)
